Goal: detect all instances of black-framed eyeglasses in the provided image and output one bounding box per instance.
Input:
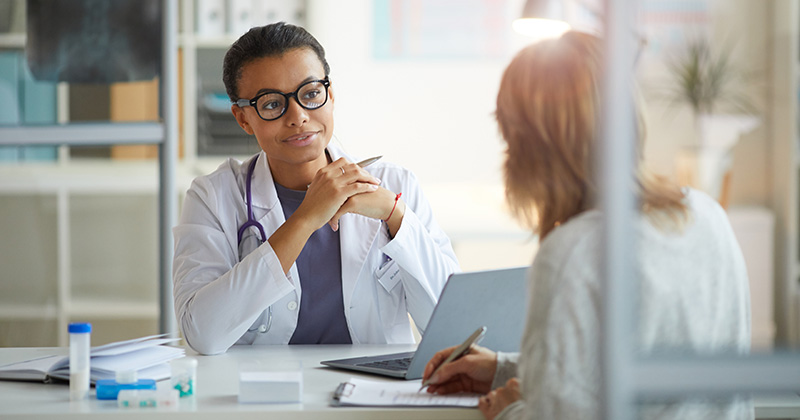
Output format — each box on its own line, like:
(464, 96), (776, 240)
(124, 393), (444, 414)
(234, 78), (330, 121)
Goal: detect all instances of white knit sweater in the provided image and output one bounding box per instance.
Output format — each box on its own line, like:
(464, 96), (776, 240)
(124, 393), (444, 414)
(495, 189), (752, 420)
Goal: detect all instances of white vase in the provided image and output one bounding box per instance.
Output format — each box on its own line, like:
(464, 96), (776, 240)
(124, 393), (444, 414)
(676, 114), (760, 205)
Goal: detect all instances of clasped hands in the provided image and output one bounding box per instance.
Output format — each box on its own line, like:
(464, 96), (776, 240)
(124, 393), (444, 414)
(422, 345), (521, 420)
(299, 157), (403, 233)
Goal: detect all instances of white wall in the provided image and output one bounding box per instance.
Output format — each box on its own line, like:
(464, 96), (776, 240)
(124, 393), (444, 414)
(306, 0), (528, 185)
(306, 0), (539, 271)
(308, 0), (770, 268)
(302, 0), (772, 272)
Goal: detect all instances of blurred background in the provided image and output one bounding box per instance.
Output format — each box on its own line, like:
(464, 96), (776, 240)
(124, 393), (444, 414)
(0, 0), (794, 354)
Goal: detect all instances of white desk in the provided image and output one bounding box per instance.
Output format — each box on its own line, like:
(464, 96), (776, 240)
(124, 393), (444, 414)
(0, 344), (481, 419)
(0, 345), (798, 419)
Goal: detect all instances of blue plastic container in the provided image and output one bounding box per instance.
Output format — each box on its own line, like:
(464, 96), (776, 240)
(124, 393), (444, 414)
(96, 379), (157, 400)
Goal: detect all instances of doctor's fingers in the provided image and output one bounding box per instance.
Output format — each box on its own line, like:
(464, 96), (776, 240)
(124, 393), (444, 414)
(296, 182), (375, 231)
(313, 166), (380, 192)
(344, 165), (381, 186)
(326, 185), (389, 231)
(323, 158), (381, 184)
(326, 183), (382, 231)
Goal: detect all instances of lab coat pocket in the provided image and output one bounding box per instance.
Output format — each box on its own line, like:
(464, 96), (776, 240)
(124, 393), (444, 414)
(375, 259), (401, 293)
(374, 259), (407, 338)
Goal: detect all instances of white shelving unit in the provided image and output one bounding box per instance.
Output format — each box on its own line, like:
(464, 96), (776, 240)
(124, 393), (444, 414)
(0, 0), (276, 347)
(0, 1), (180, 346)
(0, 164), (187, 347)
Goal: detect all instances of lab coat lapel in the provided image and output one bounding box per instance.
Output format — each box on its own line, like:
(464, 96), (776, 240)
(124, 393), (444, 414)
(248, 152), (301, 293)
(339, 213), (381, 310)
(249, 151), (279, 211)
(325, 145), (382, 310)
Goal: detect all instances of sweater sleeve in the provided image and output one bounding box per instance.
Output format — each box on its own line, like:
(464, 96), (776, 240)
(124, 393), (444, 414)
(495, 401), (525, 420)
(492, 352), (520, 390)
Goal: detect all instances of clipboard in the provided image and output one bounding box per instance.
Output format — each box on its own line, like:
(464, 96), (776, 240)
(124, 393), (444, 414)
(331, 377), (479, 407)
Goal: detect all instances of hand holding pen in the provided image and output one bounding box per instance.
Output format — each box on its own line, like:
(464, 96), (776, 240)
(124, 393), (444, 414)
(420, 326), (490, 393)
(308, 156), (382, 188)
(324, 155), (407, 234)
(267, 156), (385, 273)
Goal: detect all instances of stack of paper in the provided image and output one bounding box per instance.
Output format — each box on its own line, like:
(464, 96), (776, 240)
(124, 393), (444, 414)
(332, 377), (480, 407)
(0, 334), (184, 384)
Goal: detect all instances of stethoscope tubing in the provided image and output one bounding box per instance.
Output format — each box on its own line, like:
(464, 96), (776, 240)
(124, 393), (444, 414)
(238, 154), (272, 334)
(237, 155), (267, 245)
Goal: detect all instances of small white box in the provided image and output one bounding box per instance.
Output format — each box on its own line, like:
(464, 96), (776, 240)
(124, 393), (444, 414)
(238, 364), (302, 404)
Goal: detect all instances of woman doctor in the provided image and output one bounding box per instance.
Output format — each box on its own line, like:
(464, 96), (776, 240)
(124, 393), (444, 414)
(172, 22), (459, 355)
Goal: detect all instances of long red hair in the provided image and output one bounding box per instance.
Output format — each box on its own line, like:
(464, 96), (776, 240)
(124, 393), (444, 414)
(496, 31), (687, 240)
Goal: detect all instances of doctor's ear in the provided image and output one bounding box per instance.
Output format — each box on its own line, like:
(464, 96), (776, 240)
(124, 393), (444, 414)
(231, 105), (255, 135)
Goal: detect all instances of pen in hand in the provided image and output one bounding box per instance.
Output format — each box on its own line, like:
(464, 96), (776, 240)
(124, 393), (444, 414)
(356, 155), (382, 168)
(307, 155), (383, 188)
(419, 326), (487, 392)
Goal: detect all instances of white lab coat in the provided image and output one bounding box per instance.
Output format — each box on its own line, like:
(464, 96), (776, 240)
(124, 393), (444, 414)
(172, 145), (460, 355)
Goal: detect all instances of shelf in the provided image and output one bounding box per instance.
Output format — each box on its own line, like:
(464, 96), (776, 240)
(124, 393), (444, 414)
(0, 1), (180, 347)
(69, 299), (159, 319)
(0, 160), (198, 194)
(179, 34), (239, 48)
(0, 122), (164, 146)
(0, 33), (25, 48)
(0, 303), (58, 319)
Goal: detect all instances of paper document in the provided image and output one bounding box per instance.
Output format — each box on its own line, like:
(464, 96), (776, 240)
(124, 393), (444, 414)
(0, 334), (183, 384)
(331, 377), (479, 407)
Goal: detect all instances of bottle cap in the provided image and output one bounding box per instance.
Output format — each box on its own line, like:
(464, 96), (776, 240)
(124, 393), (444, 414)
(68, 322), (92, 333)
(116, 369), (138, 384)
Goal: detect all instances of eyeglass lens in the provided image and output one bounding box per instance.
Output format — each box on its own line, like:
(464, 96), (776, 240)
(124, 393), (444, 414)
(255, 80), (328, 120)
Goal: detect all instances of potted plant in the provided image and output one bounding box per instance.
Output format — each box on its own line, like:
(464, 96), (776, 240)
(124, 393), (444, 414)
(665, 38), (759, 208)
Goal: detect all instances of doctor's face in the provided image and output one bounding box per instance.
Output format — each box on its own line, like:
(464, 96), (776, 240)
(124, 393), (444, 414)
(232, 47), (334, 168)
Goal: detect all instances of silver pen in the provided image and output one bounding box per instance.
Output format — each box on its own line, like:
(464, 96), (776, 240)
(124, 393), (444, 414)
(419, 326), (487, 392)
(307, 156), (382, 188)
(356, 155), (382, 168)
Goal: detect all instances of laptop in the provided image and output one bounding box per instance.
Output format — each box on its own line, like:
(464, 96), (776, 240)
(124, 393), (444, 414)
(321, 266), (528, 380)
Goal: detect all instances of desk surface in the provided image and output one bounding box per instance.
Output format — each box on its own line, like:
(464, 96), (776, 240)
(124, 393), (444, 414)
(0, 345), (797, 419)
(0, 344), (482, 419)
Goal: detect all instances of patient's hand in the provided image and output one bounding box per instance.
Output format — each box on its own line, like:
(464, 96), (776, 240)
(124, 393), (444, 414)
(423, 344), (497, 395)
(479, 378), (521, 420)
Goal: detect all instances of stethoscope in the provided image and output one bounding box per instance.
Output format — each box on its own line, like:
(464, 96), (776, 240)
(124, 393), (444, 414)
(238, 154), (272, 334)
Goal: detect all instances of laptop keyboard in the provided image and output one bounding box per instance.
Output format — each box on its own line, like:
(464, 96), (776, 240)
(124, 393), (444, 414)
(355, 356), (412, 371)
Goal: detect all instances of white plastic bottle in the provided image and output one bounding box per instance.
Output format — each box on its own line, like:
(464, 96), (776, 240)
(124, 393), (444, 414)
(170, 357), (198, 398)
(68, 322), (91, 401)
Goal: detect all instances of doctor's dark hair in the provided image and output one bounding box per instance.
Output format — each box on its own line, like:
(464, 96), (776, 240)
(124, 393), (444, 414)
(222, 22), (331, 102)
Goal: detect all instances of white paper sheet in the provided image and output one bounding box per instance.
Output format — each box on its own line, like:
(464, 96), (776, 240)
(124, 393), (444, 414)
(333, 377), (479, 408)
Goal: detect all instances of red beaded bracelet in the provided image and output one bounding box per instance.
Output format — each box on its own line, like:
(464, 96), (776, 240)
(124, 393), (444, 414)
(385, 192), (402, 221)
